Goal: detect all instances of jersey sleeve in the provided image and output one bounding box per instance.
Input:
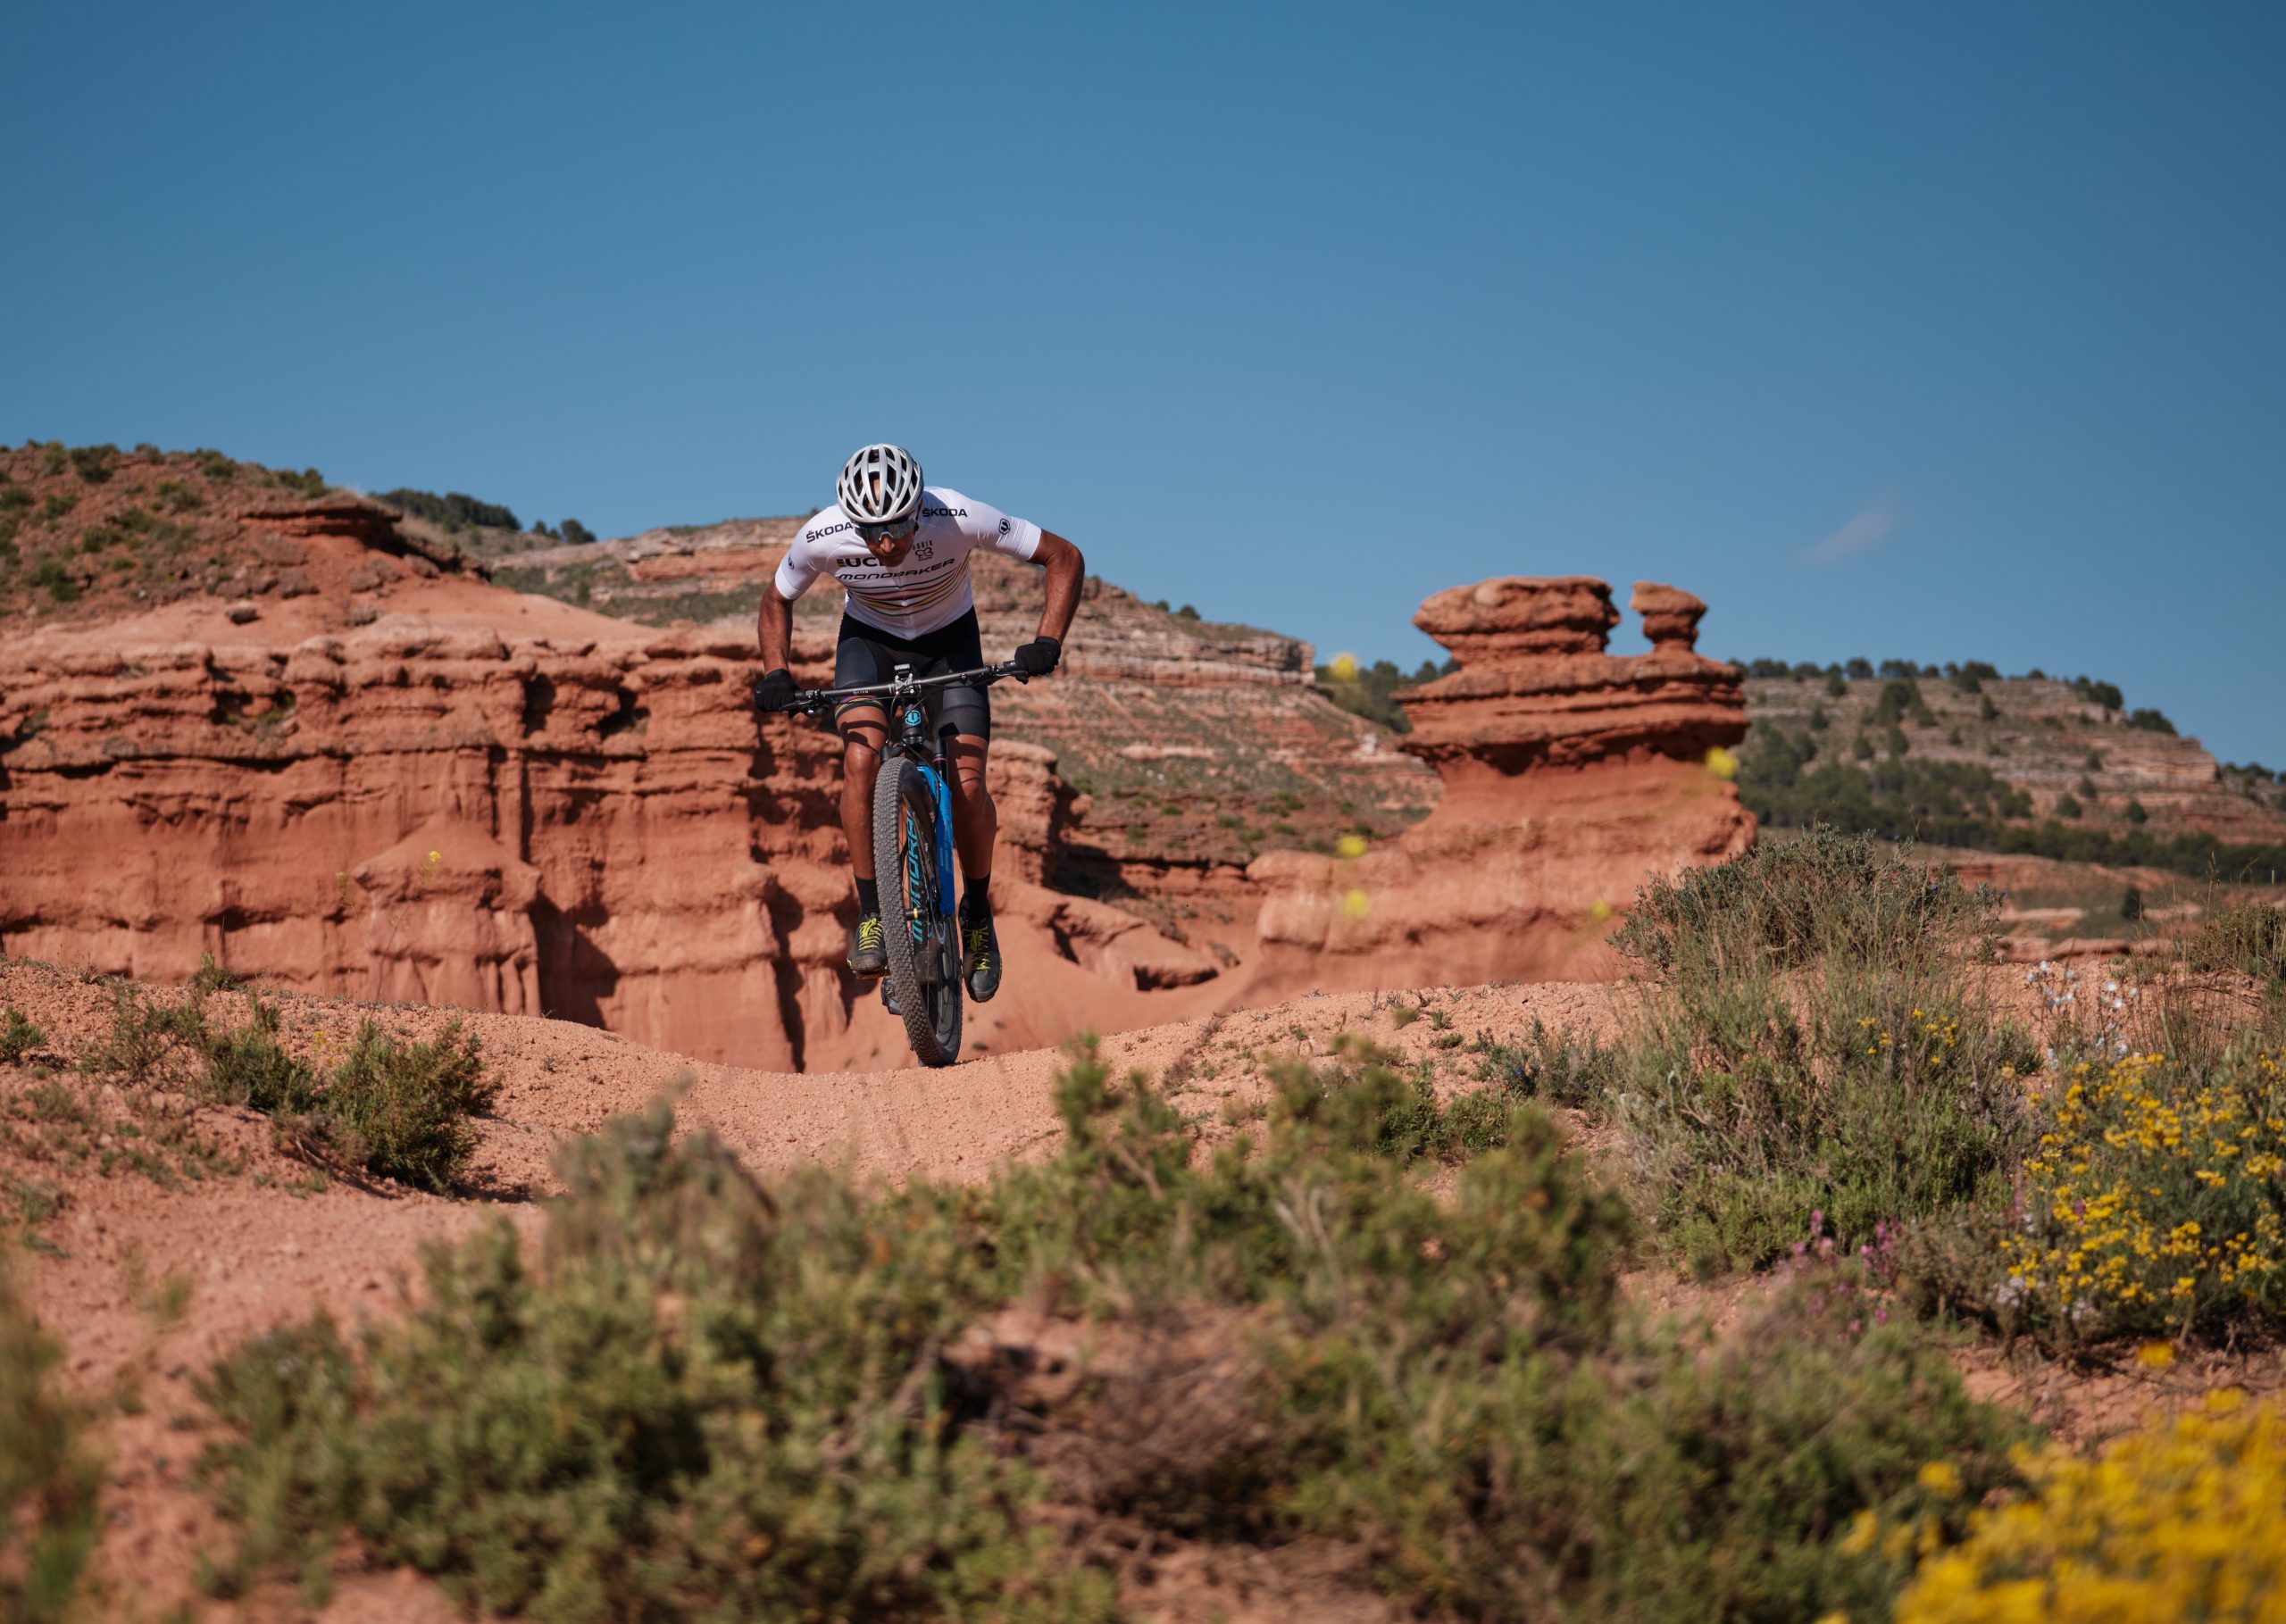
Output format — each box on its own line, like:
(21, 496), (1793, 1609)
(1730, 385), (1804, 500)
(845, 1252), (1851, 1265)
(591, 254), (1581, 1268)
(956, 497), (1042, 562)
(772, 531), (824, 600)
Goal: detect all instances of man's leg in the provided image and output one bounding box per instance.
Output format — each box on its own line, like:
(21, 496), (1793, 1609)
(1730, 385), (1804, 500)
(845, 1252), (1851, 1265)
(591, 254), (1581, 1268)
(943, 731), (1003, 1002)
(839, 705), (889, 976)
(944, 733), (996, 884)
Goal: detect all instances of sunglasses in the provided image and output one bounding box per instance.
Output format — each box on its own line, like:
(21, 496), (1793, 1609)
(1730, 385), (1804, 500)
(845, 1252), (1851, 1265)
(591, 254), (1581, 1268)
(855, 515), (918, 545)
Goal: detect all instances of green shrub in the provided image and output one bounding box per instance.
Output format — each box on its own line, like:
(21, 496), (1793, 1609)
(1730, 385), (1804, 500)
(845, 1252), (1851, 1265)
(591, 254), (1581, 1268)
(1914, 1043), (2286, 1350)
(1376, 1282), (2032, 1621)
(2183, 902), (2286, 982)
(188, 952), (243, 995)
(77, 986), (211, 1086)
(322, 1020), (495, 1192)
(196, 1032), (2040, 1621)
(1279, 1037), (1551, 1165)
(196, 1001), (324, 1122)
(67, 444), (116, 484)
(2054, 793), (2082, 819)
(37, 493), (76, 523)
(1609, 826), (1992, 974)
(1470, 1017), (1621, 1112)
(1608, 834), (2033, 1270)
(1870, 678), (1924, 728)
(196, 1107), (1115, 1620)
(78, 992), (496, 1191)
(29, 561), (79, 603)
(0, 1006), (42, 1064)
(0, 1262), (100, 1621)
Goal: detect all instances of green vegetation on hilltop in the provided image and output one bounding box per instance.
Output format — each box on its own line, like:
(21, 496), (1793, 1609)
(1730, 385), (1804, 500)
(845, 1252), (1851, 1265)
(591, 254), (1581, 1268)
(0, 441), (336, 612)
(376, 485), (521, 533)
(1737, 662), (2286, 882)
(1312, 654), (1456, 733)
(1742, 714), (2286, 881)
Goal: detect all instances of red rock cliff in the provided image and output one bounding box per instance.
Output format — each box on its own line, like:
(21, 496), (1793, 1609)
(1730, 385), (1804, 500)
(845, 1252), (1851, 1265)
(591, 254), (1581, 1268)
(1247, 578), (1754, 991)
(0, 608), (1216, 1069)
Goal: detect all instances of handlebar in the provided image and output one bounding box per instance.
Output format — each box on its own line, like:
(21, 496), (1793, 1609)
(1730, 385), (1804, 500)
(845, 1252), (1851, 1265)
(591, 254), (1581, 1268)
(755, 662), (1030, 719)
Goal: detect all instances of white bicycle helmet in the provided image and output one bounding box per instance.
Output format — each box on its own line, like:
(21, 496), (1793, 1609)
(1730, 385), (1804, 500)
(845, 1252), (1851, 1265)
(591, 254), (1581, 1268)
(837, 443), (924, 525)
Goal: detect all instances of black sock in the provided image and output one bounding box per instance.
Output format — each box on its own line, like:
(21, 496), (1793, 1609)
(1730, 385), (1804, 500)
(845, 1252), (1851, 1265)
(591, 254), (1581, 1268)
(962, 877), (991, 920)
(855, 877), (880, 916)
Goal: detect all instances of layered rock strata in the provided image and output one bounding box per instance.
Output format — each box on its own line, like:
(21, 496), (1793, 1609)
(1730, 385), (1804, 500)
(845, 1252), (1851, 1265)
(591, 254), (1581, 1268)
(0, 615), (1212, 1070)
(1248, 578), (1754, 992)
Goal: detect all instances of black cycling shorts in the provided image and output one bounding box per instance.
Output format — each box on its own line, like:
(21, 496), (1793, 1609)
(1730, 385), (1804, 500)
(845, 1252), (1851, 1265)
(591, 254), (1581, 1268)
(833, 608), (990, 741)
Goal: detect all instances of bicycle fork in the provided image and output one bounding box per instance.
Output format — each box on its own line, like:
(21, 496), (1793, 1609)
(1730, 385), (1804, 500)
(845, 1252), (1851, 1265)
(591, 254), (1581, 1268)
(896, 686), (958, 925)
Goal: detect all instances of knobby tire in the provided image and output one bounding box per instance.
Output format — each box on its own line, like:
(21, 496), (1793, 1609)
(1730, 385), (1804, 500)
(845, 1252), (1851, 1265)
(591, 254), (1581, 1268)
(872, 756), (963, 1067)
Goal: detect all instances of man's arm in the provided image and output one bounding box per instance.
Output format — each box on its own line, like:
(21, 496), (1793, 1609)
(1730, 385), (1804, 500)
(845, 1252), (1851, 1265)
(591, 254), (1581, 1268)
(1031, 530), (1084, 645)
(756, 588), (795, 670)
(753, 588), (799, 712)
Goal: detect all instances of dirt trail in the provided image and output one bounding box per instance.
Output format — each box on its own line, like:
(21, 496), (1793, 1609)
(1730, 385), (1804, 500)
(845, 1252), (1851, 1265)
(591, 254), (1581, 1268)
(0, 958), (1629, 1619)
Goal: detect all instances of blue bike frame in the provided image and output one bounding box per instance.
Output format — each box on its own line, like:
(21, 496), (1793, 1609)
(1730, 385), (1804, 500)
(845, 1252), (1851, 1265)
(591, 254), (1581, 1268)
(902, 703), (960, 917)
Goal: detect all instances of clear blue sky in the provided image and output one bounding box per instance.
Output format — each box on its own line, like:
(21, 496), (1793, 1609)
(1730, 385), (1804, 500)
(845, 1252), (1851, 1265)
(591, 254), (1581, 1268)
(6, 3), (2282, 762)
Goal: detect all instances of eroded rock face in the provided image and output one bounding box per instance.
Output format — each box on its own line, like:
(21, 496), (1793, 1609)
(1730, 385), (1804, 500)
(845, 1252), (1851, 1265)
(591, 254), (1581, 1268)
(0, 613), (1198, 1069)
(1249, 577), (1754, 992)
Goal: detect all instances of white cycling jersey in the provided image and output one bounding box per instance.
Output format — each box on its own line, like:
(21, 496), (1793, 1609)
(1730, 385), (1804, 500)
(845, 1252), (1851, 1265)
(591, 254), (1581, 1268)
(773, 487), (1042, 637)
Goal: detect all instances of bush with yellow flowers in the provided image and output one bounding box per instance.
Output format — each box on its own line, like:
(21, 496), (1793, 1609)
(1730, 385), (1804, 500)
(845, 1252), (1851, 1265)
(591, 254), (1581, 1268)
(1996, 1045), (2286, 1344)
(1895, 1391), (2286, 1621)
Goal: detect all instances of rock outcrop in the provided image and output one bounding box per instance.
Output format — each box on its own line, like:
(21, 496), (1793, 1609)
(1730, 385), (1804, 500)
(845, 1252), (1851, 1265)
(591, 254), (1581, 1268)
(0, 607), (1213, 1070)
(1248, 578), (1754, 993)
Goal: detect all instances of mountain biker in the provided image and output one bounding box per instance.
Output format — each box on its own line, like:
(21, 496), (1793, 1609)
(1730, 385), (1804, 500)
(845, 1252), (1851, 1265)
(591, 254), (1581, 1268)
(753, 444), (1084, 1003)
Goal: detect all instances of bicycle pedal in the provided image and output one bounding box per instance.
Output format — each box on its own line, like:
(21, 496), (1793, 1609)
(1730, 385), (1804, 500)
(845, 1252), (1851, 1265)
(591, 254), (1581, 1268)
(880, 979), (901, 1017)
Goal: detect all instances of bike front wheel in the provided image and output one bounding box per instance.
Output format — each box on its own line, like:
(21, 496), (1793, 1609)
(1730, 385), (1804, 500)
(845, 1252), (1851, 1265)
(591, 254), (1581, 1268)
(871, 755), (964, 1067)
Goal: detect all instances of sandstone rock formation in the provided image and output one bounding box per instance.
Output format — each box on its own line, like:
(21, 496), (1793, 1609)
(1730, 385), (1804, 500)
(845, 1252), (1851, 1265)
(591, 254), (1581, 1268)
(1248, 578), (1754, 993)
(491, 522), (1441, 963)
(0, 591), (1215, 1070)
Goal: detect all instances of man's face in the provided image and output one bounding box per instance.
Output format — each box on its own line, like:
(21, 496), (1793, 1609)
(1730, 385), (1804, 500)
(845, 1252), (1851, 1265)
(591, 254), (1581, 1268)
(856, 471), (916, 564)
(863, 524), (915, 567)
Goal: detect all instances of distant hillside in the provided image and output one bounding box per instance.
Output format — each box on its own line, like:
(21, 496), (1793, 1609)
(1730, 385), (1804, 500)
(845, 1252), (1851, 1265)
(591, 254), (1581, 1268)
(1737, 661), (2286, 880)
(0, 441), (494, 621)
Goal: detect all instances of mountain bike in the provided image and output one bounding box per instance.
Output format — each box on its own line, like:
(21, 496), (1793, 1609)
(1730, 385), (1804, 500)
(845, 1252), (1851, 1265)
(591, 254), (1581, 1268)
(762, 662), (1028, 1068)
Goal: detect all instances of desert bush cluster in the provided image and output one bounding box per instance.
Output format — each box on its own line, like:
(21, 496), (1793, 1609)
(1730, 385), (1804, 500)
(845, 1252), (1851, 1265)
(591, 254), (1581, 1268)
(11, 978), (496, 1195)
(189, 1031), (2035, 1621)
(1603, 829), (2040, 1274)
(31, 829), (2278, 1619)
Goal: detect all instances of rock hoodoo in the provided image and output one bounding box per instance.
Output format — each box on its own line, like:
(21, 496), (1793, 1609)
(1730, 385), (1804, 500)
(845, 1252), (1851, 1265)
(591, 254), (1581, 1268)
(1248, 577), (1754, 992)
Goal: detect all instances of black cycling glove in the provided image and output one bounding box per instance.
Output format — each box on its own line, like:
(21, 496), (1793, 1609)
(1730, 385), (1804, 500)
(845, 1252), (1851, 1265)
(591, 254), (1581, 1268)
(754, 668), (797, 713)
(1013, 636), (1063, 677)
